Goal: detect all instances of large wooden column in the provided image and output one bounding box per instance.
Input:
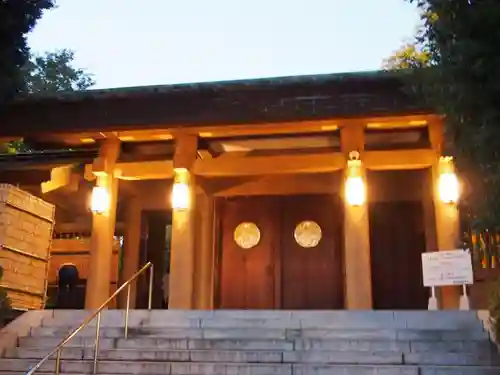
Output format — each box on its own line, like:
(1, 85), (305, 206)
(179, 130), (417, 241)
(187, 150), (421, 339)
(169, 133), (197, 309)
(341, 124), (373, 309)
(118, 197), (142, 308)
(85, 139), (120, 309)
(193, 190), (215, 309)
(429, 122), (461, 309)
(432, 161), (461, 309)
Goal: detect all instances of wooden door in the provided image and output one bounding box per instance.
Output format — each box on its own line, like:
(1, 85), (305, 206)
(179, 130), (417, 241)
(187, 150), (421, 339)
(369, 201), (428, 310)
(219, 197), (278, 309)
(281, 195), (344, 309)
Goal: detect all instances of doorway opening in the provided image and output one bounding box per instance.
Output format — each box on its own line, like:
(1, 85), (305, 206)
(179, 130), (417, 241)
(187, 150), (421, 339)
(136, 210), (172, 308)
(368, 170), (429, 310)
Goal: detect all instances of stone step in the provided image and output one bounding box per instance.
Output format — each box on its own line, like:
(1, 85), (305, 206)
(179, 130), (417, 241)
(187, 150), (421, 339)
(17, 336), (496, 354)
(43, 310), (484, 331)
(30, 326), (490, 341)
(5, 347), (499, 366)
(19, 336), (116, 349)
(1, 363), (500, 375)
(294, 365), (500, 375)
(6, 346), (500, 367)
(19, 337), (294, 351)
(294, 338), (495, 353)
(42, 317), (486, 332)
(0, 359), (292, 374)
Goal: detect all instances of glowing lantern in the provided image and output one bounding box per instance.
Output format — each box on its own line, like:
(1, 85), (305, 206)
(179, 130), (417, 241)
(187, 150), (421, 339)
(171, 168), (190, 210)
(90, 185), (110, 214)
(438, 156), (459, 204)
(345, 151), (366, 206)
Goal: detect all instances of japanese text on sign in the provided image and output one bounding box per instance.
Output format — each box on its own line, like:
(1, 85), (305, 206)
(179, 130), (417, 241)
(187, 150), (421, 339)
(421, 250), (474, 287)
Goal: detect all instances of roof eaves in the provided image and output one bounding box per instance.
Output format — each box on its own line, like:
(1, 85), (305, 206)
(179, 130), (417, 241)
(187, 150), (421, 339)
(10, 69), (411, 104)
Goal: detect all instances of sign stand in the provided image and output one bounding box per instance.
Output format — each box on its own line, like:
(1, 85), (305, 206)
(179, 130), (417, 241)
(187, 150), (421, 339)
(428, 286), (439, 310)
(422, 249), (474, 311)
(459, 284), (471, 310)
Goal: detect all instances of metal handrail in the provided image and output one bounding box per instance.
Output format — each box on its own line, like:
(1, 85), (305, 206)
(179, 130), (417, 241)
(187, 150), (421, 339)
(24, 261), (155, 375)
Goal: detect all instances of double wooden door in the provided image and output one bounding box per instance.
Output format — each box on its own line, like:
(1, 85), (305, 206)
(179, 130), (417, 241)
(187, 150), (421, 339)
(218, 194), (344, 309)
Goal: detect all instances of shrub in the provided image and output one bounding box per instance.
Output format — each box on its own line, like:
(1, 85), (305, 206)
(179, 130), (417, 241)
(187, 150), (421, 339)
(489, 277), (500, 342)
(0, 265), (12, 327)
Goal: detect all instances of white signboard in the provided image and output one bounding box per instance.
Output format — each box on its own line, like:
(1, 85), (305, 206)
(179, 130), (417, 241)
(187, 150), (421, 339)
(421, 250), (474, 287)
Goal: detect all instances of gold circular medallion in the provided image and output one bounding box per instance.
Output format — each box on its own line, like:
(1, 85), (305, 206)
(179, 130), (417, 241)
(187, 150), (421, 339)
(234, 222), (261, 249)
(294, 221), (322, 248)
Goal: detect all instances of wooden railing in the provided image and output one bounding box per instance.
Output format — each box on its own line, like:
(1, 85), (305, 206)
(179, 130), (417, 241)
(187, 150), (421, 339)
(464, 230), (500, 281)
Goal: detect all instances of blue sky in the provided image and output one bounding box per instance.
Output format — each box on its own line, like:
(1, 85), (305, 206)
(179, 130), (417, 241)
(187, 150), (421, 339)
(28, 0), (420, 89)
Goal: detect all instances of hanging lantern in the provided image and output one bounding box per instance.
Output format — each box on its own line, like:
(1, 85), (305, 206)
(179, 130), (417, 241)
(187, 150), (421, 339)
(345, 151), (366, 206)
(171, 168), (190, 210)
(90, 185), (110, 214)
(438, 156), (459, 204)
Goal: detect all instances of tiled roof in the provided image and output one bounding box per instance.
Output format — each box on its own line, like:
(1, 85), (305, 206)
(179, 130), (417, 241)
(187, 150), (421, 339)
(0, 69), (431, 137)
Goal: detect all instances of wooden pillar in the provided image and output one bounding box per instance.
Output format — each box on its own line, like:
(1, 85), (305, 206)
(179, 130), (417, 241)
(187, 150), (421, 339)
(429, 121), (461, 309)
(118, 197), (142, 308)
(432, 162), (461, 309)
(193, 190), (215, 309)
(169, 133), (197, 309)
(341, 124), (373, 309)
(85, 139), (120, 309)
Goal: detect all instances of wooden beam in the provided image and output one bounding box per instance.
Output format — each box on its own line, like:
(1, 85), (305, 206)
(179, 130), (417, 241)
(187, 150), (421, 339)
(193, 152), (345, 176)
(428, 119), (445, 153)
(55, 221), (126, 234)
(341, 123), (365, 154)
(0, 170), (51, 185)
(22, 115), (441, 146)
(91, 139), (121, 177)
(213, 174), (340, 197)
(364, 149), (435, 170)
(116, 161), (174, 180)
(173, 133), (198, 169)
(83, 149), (436, 181)
(85, 160), (174, 181)
(41, 165), (79, 194)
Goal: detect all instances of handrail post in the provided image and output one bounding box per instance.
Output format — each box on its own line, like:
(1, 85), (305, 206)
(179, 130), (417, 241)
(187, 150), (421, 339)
(55, 349), (61, 375)
(148, 263), (154, 310)
(92, 311), (102, 375)
(124, 284), (131, 339)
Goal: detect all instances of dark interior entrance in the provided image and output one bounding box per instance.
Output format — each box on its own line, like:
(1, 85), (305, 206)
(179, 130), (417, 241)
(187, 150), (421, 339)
(369, 201), (428, 309)
(136, 210), (171, 309)
(218, 194), (344, 310)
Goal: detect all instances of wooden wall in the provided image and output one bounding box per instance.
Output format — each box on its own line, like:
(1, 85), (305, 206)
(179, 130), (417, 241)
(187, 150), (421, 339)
(49, 237), (121, 308)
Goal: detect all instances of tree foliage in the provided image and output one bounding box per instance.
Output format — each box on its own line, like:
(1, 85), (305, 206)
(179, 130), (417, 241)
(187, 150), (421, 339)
(387, 0), (500, 229)
(382, 43), (431, 70)
(0, 0), (55, 101)
(0, 266), (12, 327)
(22, 49), (95, 93)
(490, 277), (500, 343)
(0, 50), (95, 154)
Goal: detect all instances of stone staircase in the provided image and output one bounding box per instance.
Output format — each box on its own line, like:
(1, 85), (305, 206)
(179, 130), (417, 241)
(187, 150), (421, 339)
(0, 310), (499, 375)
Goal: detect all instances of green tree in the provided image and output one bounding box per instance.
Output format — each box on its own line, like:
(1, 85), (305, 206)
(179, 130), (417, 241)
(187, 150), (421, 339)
(389, 0), (500, 335)
(382, 43), (431, 70)
(23, 49), (95, 93)
(386, 1), (500, 229)
(1, 50), (95, 153)
(0, 0), (55, 101)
